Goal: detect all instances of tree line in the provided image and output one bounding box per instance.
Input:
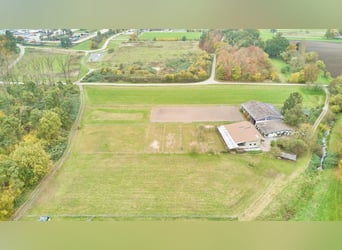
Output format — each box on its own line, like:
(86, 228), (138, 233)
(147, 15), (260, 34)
(0, 82), (80, 220)
(199, 29), (330, 84)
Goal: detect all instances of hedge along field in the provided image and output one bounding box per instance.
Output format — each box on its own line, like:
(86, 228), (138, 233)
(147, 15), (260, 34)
(138, 31), (202, 41)
(21, 85), (325, 221)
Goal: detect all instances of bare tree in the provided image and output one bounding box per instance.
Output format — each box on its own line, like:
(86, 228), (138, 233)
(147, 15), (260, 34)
(57, 53), (72, 83)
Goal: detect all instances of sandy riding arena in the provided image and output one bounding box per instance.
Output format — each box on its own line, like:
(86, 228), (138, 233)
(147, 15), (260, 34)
(150, 105), (244, 123)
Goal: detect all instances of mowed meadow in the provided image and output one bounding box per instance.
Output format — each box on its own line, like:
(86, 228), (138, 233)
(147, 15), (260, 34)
(23, 85), (324, 221)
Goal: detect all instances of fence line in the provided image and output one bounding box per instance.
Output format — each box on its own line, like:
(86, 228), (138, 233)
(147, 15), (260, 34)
(26, 214), (238, 221)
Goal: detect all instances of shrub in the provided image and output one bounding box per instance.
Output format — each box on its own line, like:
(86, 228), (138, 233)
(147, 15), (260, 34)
(323, 153), (339, 169)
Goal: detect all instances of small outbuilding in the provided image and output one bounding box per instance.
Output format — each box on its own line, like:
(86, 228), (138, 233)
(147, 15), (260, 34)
(218, 121), (263, 151)
(279, 152), (297, 161)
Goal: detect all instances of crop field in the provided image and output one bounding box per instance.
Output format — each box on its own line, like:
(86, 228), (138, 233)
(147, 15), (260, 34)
(22, 85), (325, 221)
(5, 48), (84, 82)
(139, 31), (202, 41)
(305, 41), (342, 77)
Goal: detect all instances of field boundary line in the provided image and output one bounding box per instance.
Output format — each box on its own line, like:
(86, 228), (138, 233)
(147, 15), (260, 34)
(24, 214), (239, 221)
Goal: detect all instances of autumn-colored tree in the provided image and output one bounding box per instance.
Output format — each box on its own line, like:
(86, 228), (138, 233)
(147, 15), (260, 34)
(37, 110), (62, 142)
(199, 30), (223, 53)
(329, 76), (342, 95)
(304, 63), (320, 83)
(325, 29), (340, 39)
(305, 52), (318, 63)
(216, 44), (273, 82)
(288, 71), (305, 83)
(11, 141), (51, 187)
(129, 33), (139, 42)
(0, 187), (15, 220)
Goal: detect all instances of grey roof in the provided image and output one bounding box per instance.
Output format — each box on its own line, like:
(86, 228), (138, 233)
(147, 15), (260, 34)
(241, 101), (283, 121)
(280, 152), (297, 161)
(255, 120), (292, 135)
(217, 125), (239, 149)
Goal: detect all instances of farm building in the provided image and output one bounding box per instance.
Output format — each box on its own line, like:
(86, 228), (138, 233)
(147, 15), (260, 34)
(279, 152), (297, 161)
(255, 120), (293, 137)
(217, 121), (263, 151)
(241, 101), (283, 124)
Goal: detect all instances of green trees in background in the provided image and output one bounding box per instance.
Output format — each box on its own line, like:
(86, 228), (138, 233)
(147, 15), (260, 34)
(264, 33), (290, 58)
(223, 29), (264, 48)
(60, 36), (72, 48)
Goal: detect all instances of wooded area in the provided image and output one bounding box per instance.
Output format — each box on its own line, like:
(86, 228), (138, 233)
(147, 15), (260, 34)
(0, 82), (80, 219)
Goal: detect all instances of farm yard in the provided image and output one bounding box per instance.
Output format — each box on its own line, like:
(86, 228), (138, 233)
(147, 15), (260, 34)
(21, 85), (324, 221)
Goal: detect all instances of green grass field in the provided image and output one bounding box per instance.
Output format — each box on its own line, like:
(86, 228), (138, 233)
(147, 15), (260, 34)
(139, 31), (202, 41)
(84, 85), (325, 109)
(22, 85), (325, 221)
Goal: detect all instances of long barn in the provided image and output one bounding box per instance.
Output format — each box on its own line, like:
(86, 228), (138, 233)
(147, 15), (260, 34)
(240, 101), (293, 138)
(241, 101), (283, 124)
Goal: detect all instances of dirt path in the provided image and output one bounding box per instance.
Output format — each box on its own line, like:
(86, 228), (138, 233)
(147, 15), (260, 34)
(11, 85), (85, 221)
(239, 160), (309, 221)
(8, 44), (25, 69)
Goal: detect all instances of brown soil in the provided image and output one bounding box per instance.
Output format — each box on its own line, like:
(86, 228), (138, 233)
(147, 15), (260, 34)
(302, 41), (342, 77)
(150, 105), (244, 123)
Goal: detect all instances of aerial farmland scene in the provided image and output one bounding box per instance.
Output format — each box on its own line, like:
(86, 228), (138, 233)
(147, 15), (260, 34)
(1, 28), (342, 221)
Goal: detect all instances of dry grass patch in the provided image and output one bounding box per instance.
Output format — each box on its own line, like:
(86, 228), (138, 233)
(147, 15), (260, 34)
(90, 110), (144, 121)
(24, 154), (282, 218)
(145, 123), (225, 154)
